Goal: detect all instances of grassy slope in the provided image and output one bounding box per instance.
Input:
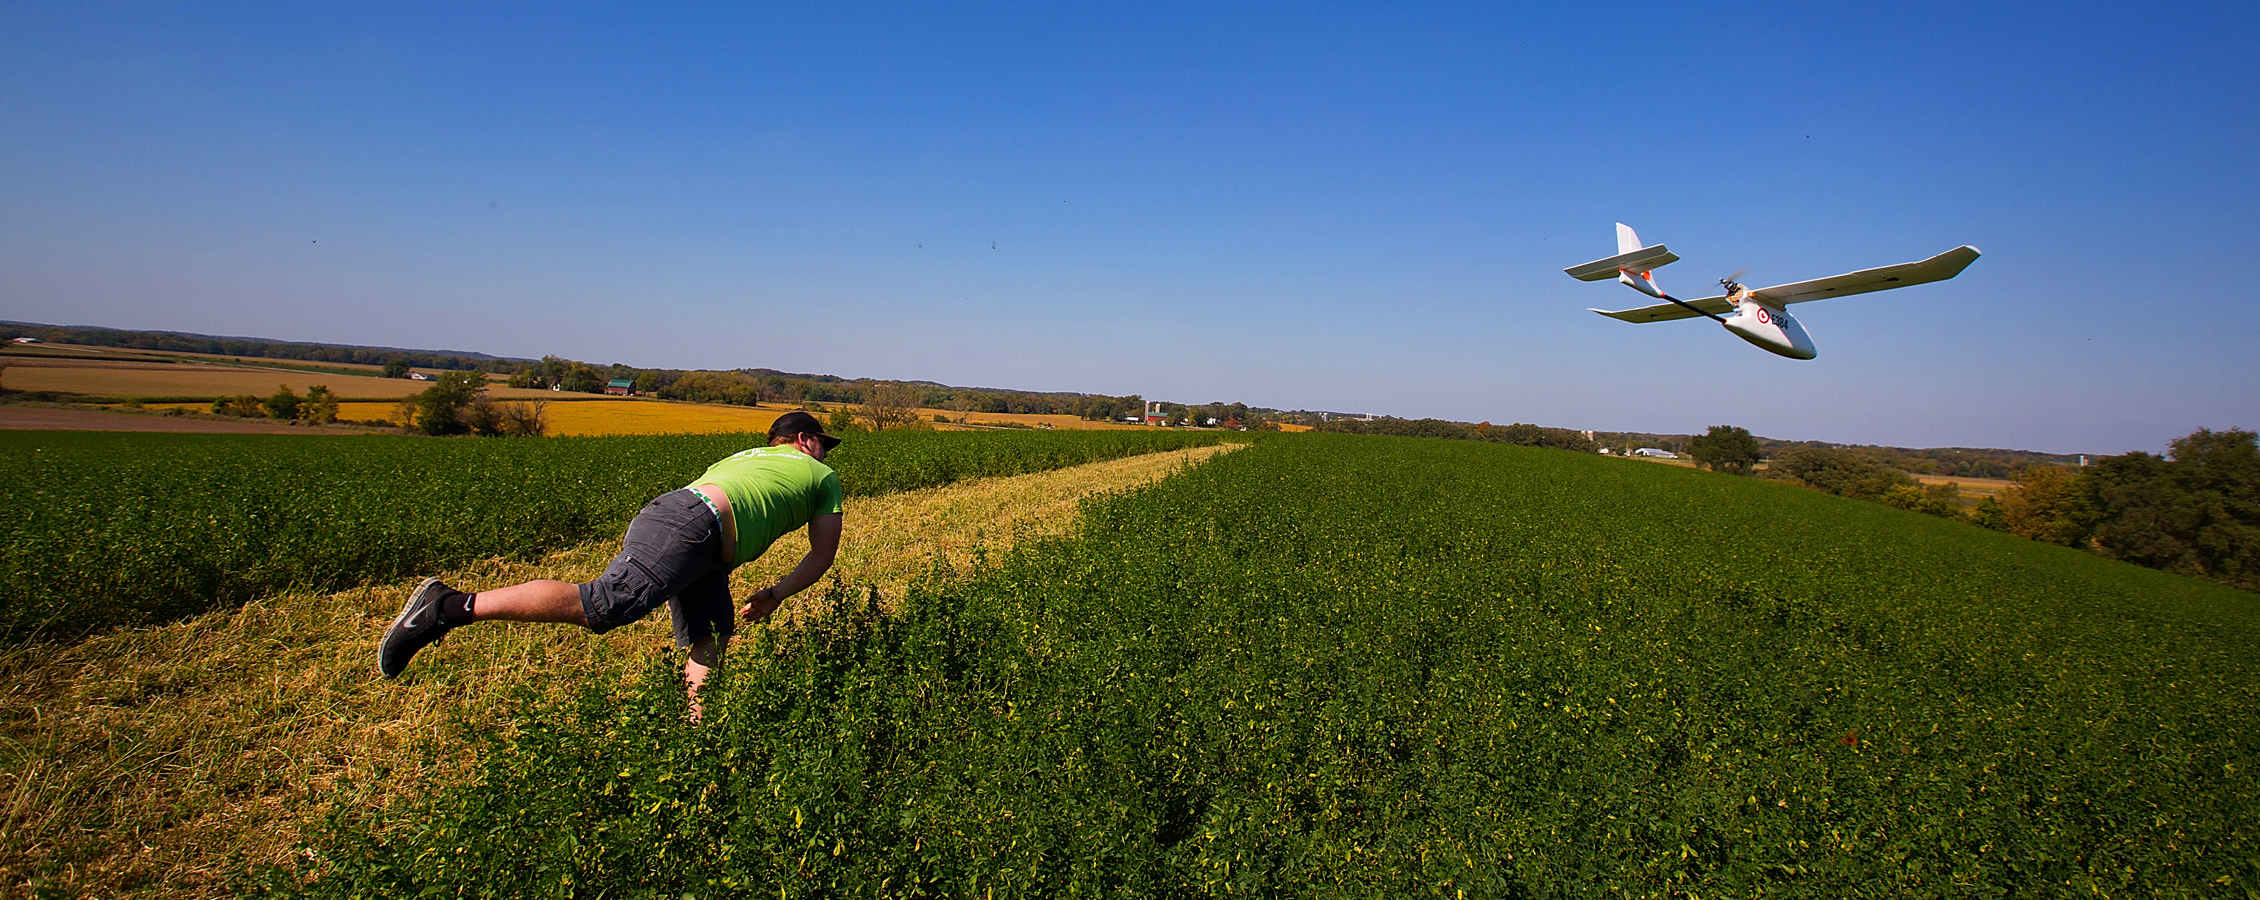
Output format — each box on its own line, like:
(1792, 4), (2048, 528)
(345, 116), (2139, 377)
(288, 434), (2259, 897)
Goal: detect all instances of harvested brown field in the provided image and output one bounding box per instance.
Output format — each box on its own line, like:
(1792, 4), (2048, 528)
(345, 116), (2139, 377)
(0, 405), (378, 435)
(1913, 473), (2013, 497)
(4, 356), (553, 402)
(0, 444), (1237, 898)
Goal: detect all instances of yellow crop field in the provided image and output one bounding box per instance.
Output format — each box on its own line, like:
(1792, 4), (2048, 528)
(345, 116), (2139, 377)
(327, 399), (785, 436)
(916, 408), (1146, 431)
(520, 400), (788, 437)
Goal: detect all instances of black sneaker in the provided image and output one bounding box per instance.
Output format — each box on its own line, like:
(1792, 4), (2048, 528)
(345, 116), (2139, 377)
(380, 577), (458, 678)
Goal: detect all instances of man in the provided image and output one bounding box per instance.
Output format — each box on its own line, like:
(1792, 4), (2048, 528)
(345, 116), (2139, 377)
(380, 411), (846, 717)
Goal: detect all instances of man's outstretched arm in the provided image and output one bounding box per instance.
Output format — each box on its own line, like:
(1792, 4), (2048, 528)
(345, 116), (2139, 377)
(740, 512), (842, 622)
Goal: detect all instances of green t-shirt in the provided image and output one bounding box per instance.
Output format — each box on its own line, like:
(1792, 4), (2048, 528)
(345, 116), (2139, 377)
(688, 445), (845, 566)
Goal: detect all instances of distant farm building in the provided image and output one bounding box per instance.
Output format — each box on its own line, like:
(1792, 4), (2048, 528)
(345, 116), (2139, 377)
(605, 378), (635, 396)
(10, 337), (40, 344)
(1632, 448), (1678, 459)
(407, 372), (433, 381)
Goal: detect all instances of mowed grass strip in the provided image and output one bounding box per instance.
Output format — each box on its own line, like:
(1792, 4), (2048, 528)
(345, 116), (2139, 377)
(0, 444), (1235, 898)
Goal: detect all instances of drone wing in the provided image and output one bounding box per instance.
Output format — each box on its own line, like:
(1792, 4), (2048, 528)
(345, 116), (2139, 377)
(1752, 246), (1982, 306)
(1590, 294), (1731, 323)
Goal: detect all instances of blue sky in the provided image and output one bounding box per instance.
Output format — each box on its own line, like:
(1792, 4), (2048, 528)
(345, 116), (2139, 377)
(3, 2), (2254, 453)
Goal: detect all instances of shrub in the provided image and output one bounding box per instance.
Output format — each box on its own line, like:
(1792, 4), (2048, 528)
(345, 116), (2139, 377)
(262, 385), (302, 420)
(211, 394), (265, 417)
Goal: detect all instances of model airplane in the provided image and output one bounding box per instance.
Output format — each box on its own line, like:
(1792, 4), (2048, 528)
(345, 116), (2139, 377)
(1565, 224), (1980, 359)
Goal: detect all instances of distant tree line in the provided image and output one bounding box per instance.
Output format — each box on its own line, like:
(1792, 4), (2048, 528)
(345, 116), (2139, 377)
(496, 354), (1235, 427)
(1760, 445), (1969, 519)
(1314, 417), (1598, 452)
(1982, 427), (2258, 591)
(1755, 441), (2075, 480)
(1717, 424), (2257, 593)
(12, 324), (521, 374)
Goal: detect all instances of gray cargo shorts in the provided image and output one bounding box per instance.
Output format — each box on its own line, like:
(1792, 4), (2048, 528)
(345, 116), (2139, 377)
(579, 489), (734, 648)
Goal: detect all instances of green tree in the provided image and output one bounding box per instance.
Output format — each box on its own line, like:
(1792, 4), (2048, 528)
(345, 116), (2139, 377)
(1970, 495), (2009, 530)
(1881, 480), (1966, 519)
(382, 358), (411, 379)
(559, 362), (605, 394)
(825, 406), (857, 434)
(2084, 428), (2260, 590)
(1769, 448), (1913, 501)
(1999, 464), (2093, 547)
(262, 385), (302, 420)
(414, 371), (487, 436)
(300, 385), (340, 424)
(1686, 425), (1762, 475)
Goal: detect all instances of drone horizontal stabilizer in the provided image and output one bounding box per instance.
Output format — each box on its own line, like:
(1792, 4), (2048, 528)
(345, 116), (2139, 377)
(1564, 244), (1681, 282)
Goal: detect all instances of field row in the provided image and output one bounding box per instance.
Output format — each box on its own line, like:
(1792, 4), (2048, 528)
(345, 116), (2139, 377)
(284, 434), (2260, 897)
(0, 429), (1237, 642)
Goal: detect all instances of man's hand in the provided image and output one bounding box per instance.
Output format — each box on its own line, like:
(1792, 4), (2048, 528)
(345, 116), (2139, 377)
(739, 586), (783, 623)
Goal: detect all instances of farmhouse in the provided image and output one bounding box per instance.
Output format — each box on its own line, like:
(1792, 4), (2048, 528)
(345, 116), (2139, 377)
(605, 378), (635, 396)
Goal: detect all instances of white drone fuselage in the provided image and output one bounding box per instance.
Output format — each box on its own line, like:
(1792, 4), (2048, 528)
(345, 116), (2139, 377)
(1566, 223), (1979, 360)
(1720, 289), (1816, 360)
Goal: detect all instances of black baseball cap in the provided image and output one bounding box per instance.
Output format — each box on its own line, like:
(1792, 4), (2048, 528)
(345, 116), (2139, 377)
(768, 410), (842, 451)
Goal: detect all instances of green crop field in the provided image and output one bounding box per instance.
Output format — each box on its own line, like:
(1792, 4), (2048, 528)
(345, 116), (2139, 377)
(276, 434), (2260, 898)
(0, 429), (1233, 642)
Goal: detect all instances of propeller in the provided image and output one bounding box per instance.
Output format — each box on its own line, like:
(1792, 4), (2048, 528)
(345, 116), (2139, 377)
(1719, 266), (1750, 294)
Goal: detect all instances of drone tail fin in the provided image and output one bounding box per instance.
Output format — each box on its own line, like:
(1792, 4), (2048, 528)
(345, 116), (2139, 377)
(1566, 223), (1679, 301)
(1614, 223), (1665, 298)
(1616, 223), (1643, 256)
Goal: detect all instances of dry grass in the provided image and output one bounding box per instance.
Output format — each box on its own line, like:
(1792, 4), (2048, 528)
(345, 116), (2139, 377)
(1912, 473), (2013, 497)
(0, 444), (1236, 898)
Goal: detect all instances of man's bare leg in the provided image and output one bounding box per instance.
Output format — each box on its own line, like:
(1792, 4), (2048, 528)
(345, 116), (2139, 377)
(468, 580), (587, 625)
(685, 635), (725, 722)
(382, 576), (583, 679)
